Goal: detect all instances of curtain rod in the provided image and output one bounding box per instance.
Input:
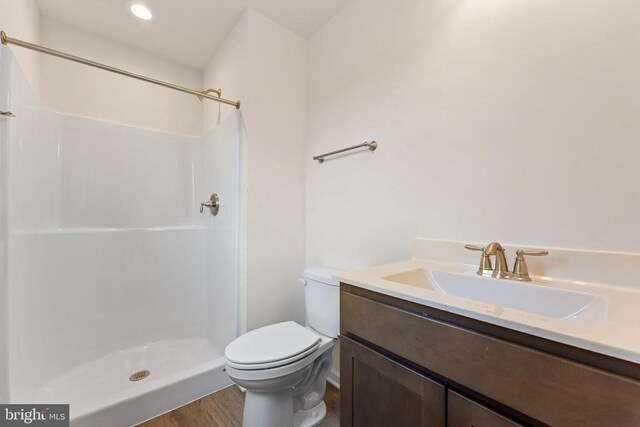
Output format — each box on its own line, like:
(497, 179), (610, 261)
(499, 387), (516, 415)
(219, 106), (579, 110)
(1, 30), (241, 109)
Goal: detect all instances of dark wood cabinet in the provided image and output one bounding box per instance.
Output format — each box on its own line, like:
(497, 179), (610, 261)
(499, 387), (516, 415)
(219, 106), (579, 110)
(340, 284), (640, 427)
(341, 336), (445, 427)
(448, 390), (523, 427)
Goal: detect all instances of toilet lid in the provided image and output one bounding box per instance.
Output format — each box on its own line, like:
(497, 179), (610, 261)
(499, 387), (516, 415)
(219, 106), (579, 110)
(225, 321), (321, 369)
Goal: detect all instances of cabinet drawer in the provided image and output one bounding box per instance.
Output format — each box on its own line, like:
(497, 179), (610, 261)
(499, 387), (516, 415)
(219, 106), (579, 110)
(341, 290), (640, 426)
(341, 336), (445, 427)
(448, 390), (523, 427)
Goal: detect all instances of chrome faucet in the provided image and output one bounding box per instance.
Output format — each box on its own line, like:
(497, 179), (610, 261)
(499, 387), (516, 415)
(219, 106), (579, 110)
(465, 242), (548, 282)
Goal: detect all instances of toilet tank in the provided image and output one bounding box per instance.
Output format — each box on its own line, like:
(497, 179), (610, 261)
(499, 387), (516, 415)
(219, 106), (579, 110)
(303, 266), (342, 338)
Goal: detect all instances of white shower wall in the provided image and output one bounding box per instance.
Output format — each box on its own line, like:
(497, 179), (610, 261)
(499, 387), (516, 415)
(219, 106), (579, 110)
(0, 45), (11, 404)
(1, 47), (240, 424)
(195, 120), (242, 350)
(9, 229), (212, 398)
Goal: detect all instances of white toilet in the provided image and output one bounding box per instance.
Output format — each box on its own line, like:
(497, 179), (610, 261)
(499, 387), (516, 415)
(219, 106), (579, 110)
(224, 266), (341, 427)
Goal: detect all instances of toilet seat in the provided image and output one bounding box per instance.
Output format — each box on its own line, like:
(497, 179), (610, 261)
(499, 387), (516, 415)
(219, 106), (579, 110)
(225, 333), (335, 382)
(225, 321), (321, 370)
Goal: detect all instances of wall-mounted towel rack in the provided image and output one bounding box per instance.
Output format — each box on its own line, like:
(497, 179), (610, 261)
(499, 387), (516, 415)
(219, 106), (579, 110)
(313, 141), (377, 164)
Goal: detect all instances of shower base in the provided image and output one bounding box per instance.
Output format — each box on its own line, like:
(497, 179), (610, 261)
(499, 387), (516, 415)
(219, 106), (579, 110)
(32, 338), (232, 426)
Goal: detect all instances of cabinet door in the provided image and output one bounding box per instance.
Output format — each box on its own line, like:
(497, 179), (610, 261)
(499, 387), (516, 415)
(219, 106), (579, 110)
(341, 336), (445, 427)
(448, 390), (523, 427)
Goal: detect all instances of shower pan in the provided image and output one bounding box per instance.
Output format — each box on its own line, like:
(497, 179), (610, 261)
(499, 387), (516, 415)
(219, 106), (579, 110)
(0, 48), (241, 426)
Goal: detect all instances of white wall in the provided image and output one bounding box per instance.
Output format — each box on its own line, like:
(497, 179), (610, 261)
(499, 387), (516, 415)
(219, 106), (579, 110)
(245, 10), (308, 330)
(40, 18), (203, 136)
(0, 9), (207, 136)
(203, 9), (307, 331)
(202, 12), (249, 134)
(0, 0), (40, 94)
(307, 0), (640, 273)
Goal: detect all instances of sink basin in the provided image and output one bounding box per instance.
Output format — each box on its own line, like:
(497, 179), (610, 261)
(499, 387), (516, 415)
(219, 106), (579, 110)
(383, 268), (607, 322)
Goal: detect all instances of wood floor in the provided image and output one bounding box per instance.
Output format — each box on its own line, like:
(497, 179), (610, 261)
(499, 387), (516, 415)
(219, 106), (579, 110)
(140, 383), (340, 427)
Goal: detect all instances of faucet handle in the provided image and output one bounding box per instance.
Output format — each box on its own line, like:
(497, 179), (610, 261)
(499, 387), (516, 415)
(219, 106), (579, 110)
(464, 244), (493, 276)
(516, 249), (549, 257)
(512, 248), (548, 281)
(464, 244), (485, 252)
(200, 193), (220, 216)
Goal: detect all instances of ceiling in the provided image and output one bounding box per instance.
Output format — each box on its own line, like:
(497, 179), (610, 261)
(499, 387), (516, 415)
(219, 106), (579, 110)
(35, 0), (348, 69)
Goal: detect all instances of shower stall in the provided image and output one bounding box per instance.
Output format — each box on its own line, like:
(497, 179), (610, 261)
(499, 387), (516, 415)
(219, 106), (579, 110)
(0, 46), (241, 426)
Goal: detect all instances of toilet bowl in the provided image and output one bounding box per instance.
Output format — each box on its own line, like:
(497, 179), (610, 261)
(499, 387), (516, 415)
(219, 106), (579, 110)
(224, 267), (342, 427)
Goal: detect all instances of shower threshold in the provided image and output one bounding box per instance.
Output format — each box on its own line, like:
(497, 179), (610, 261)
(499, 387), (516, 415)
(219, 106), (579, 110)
(30, 339), (231, 426)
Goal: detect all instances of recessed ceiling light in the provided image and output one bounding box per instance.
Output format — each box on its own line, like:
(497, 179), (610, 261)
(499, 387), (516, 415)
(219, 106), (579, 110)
(130, 4), (152, 20)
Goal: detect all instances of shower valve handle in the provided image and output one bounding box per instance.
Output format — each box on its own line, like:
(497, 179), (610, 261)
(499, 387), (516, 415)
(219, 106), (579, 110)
(200, 193), (220, 216)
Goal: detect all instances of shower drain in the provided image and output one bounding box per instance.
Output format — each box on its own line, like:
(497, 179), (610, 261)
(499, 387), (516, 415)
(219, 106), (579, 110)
(129, 370), (150, 382)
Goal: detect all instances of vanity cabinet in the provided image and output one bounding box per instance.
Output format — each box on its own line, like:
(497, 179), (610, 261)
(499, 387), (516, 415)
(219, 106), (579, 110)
(340, 336), (445, 427)
(447, 391), (523, 427)
(340, 284), (640, 427)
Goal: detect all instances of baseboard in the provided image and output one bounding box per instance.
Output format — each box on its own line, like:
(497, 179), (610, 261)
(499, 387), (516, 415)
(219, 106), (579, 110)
(327, 367), (340, 389)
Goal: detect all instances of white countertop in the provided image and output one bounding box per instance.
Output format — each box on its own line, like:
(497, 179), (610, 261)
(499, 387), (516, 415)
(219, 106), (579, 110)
(337, 256), (640, 364)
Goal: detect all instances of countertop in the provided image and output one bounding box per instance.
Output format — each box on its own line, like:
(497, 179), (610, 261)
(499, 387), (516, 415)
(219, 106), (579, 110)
(337, 258), (640, 364)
